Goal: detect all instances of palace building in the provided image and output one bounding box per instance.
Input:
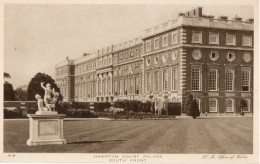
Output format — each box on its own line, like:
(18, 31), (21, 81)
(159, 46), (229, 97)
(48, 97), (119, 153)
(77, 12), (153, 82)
(55, 7), (254, 115)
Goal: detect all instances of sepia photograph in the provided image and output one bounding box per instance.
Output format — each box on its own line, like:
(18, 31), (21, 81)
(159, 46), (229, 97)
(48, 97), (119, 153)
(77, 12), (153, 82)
(1, 0), (259, 163)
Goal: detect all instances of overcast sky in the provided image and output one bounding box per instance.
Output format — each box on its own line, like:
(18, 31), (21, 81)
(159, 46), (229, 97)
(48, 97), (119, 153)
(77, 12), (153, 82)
(4, 3), (254, 89)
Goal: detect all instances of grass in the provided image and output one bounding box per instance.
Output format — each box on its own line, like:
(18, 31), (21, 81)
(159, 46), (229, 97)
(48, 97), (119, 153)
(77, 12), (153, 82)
(4, 117), (253, 153)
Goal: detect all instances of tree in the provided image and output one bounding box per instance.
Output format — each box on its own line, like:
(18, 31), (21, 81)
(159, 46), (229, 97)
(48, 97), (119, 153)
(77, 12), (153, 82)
(185, 94), (200, 118)
(15, 88), (28, 101)
(4, 82), (16, 101)
(4, 72), (11, 79)
(27, 72), (62, 101)
(185, 94), (193, 116)
(4, 72), (15, 101)
(190, 99), (200, 118)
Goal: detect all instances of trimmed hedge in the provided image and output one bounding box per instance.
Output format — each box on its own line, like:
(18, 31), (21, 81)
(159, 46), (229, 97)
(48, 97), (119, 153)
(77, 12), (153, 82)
(94, 102), (111, 112)
(4, 108), (23, 119)
(114, 100), (152, 113)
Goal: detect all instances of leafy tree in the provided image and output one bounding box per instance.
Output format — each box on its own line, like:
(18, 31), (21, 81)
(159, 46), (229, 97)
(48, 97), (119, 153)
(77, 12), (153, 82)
(4, 82), (16, 101)
(190, 99), (200, 118)
(27, 72), (62, 101)
(4, 72), (15, 101)
(4, 72), (11, 79)
(15, 88), (28, 101)
(185, 94), (193, 116)
(185, 94), (200, 118)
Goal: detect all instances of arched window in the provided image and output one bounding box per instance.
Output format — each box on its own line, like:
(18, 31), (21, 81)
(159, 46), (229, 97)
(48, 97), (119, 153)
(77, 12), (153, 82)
(209, 98), (217, 112)
(226, 98), (234, 112)
(242, 99), (250, 112)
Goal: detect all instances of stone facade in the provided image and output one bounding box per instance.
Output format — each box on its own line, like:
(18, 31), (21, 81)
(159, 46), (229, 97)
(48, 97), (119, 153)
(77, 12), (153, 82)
(55, 7), (254, 115)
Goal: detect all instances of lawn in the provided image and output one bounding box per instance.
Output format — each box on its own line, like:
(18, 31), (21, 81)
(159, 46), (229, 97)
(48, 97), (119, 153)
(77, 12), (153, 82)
(4, 117), (253, 154)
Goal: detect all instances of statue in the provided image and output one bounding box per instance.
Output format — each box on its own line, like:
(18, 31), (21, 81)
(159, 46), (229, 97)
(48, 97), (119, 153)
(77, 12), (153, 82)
(35, 82), (59, 113)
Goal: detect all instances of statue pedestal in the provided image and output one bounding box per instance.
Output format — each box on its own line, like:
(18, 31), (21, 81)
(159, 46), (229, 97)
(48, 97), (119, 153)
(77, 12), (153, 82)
(26, 113), (66, 146)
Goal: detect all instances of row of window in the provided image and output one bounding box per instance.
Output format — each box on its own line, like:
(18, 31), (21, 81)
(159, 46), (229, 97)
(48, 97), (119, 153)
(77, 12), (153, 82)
(97, 78), (112, 96)
(116, 48), (141, 63)
(75, 83), (95, 99)
(191, 32), (252, 46)
(114, 76), (140, 95)
(191, 67), (251, 91)
(146, 67), (177, 93)
(192, 49), (252, 62)
(145, 32), (252, 52)
(146, 50), (178, 66)
(205, 98), (250, 112)
(60, 87), (67, 99)
(56, 68), (67, 77)
(75, 61), (96, 74)
(146, 31), (178, 52)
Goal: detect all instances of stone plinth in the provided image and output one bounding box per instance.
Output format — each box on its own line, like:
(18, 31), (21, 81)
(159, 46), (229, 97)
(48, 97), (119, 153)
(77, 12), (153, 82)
(26, 114), (66, 146)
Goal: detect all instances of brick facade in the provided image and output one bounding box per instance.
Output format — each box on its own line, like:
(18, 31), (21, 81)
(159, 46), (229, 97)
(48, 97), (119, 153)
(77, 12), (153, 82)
(55, 7), (254, 116)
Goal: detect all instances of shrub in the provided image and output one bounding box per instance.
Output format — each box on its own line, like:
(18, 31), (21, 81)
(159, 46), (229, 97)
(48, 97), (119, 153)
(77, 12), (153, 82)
(185, 94), (200, 118)
(94, 102), (111, 112)
(4, 108), (23, 118)
(25, 101), (37, 114)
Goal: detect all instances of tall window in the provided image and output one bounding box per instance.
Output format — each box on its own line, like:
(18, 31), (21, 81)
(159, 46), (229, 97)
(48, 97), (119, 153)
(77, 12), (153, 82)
(124, 79), (127, 95)
(98, 80), (101, 95)
(242, 35), (252, 47)
(119, 80), (123, 95)
(114, 80), (118, 95)
(154, 70), (159, 92)
(209, 98), (217, 112)
(172, 32), (178, 44)
(192, 31), (202, 43)
(225, 69), (234, 91)
(146, 72), (151, 92)
(226, 33), (236, 45)
(163, 69), (168, 92)
(242, 69), (250, 91)
(135, 76), (139, 94)
(154, 37), (159, 49)
(226, 98), (234, 112)
(242, 99), (250, 112)
(162, 34), (168, 47)
(192, 68), (201, 91)
(129, 78), (133, 94)
(172, 68), (177, 91)
(103, 80), (106, 95)
(209, 69), (217, 91)
(130, 51), (134, 58)
(146, 40), (151, 52)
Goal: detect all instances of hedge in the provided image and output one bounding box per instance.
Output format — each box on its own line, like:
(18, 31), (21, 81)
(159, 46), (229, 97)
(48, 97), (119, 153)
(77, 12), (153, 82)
(114, 100), (152, 113)
(94, 102), (111, 112)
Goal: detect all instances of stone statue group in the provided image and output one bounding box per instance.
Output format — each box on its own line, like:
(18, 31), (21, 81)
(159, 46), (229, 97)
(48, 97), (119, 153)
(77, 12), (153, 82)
(35, 82), (59, 112)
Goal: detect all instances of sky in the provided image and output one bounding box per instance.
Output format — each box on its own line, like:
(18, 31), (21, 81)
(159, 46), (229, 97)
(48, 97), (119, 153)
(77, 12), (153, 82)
(3, 2), (254, 89)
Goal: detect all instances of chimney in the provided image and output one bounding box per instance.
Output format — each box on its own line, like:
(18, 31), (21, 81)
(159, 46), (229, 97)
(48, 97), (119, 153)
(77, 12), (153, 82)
(233, 16), (242, 22)
(66, 56), (69, 60)
(178, 12), (185, 17)
(184, 7), (203, 17)
(83, 53), (88, 57)
(246, 18), (254, 23)
(218, 16), (228, 21)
